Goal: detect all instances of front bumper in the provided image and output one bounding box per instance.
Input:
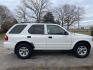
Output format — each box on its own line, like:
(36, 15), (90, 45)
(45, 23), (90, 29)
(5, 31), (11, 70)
(90, 42), (93, 48)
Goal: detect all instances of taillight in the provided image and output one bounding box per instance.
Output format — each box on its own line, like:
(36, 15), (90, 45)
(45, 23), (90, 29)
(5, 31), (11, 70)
(4, 35), (8, 41)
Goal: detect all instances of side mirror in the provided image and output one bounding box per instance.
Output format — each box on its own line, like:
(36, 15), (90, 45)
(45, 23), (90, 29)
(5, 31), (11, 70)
(64, 32), (69, 35)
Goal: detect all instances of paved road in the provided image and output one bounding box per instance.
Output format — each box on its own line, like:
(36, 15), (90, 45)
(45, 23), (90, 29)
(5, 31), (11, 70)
(0, 40), (3, 47)
(0, 41), (93, 70)
(0, 47), (93, 70)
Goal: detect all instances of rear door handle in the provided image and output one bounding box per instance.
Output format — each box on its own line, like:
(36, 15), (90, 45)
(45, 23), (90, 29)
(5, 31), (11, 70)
(27, 36), (31, 38)
(48, 36), (52, 39)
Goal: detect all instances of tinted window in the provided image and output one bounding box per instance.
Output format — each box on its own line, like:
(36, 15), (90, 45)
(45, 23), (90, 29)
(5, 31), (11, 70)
(28, 25), (44, 34)
(47, 25), (66, 35)
(9, 25), (26, 34)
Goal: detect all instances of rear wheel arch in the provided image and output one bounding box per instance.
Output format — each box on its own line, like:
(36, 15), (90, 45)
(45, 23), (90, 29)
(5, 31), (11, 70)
(15, 41), (35, 53)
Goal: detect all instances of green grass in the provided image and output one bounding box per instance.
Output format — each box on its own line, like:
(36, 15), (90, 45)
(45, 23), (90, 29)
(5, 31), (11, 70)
(78, 31), (91, 35)
(0, 33), (5, 40)
(70, 31), (91, 35)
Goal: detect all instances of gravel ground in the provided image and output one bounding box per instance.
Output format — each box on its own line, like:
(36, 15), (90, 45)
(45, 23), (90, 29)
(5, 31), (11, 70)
(0, 41), (93, 70)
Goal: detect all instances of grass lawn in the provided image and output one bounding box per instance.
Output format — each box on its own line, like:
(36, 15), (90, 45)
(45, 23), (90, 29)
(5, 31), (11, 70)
(0, 33), (5, 40)
(70, 31), (91, 35)
(78, 31), (91, 35)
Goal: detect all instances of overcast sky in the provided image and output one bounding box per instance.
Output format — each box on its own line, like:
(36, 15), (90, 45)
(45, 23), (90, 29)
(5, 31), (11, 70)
(0, 0), (93, 26)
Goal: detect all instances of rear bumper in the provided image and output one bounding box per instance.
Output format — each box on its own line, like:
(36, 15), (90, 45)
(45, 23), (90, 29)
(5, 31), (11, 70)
(4, 41), (15, 51)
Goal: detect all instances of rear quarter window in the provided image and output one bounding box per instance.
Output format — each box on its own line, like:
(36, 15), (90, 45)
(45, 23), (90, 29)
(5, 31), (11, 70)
(28, 25), (44, 34)
(9, 25), (26, 34)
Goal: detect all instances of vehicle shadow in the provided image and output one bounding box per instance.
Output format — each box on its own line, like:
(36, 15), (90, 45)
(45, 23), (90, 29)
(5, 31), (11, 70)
(31, 50), (74, 59)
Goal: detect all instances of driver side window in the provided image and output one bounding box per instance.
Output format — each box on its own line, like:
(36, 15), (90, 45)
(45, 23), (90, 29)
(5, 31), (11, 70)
(47, 25), (67, 35)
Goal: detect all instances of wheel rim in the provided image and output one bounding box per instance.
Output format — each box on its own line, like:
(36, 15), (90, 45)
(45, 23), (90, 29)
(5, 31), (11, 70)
(19, 47), (29, 57)
(77, 46), (87, 56)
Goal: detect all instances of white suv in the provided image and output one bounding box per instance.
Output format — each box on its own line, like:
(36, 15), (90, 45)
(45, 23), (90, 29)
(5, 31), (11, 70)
(4, 23), (92, 59)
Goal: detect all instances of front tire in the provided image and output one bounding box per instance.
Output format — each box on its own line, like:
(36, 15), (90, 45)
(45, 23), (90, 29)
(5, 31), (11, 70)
(15, 43), (33, 59)
(73, 43), (91, 58)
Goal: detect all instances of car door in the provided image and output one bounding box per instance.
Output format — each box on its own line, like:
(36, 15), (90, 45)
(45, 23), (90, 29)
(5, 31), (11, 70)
(46, 24), (72, 50)
(28, 24), (47, 50)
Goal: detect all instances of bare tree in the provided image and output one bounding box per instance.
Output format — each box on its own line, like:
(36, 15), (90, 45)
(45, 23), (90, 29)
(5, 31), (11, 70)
(0, 6), (7, 25)
(54, 8), (65, 27)
(0, 5), (16, 25)
(24, 0), (49, 23)
(54, 4), (84, 30)
(16, 0), (28, 23)
(0, 5), (17, 32)
(63, 4), (84, 30)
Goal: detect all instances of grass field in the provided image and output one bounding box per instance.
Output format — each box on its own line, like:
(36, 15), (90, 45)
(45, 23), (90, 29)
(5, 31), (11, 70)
(69, 30), (91, 35)
(0, 33), (4, 40)
(76, 31), (91, 35)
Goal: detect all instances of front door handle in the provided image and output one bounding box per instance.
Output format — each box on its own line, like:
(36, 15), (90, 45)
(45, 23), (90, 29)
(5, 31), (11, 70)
(27, 36), (31, 38)
(48, 36), (52, 39)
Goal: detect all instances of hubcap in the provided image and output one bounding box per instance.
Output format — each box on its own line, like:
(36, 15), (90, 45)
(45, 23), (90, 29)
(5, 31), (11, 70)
(77, 46), (87, 56)
(19, 47), (29, 57)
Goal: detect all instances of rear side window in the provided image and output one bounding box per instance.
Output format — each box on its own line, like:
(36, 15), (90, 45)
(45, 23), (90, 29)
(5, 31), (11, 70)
(9, 25), (26, 34)
(28, 25), (44, 34)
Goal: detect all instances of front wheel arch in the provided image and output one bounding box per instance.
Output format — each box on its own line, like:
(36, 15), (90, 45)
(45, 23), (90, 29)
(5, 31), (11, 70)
(72, 41), (91, 58)
(73, 41), (91, 50)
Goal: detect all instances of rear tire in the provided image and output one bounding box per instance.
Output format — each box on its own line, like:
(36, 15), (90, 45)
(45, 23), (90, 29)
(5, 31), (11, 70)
(73, 43), (91, 58)
(15, 43), (33, 59)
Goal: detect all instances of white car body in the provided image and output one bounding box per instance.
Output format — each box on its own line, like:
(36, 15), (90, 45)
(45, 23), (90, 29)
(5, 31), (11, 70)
(4, 23), (93, 51)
